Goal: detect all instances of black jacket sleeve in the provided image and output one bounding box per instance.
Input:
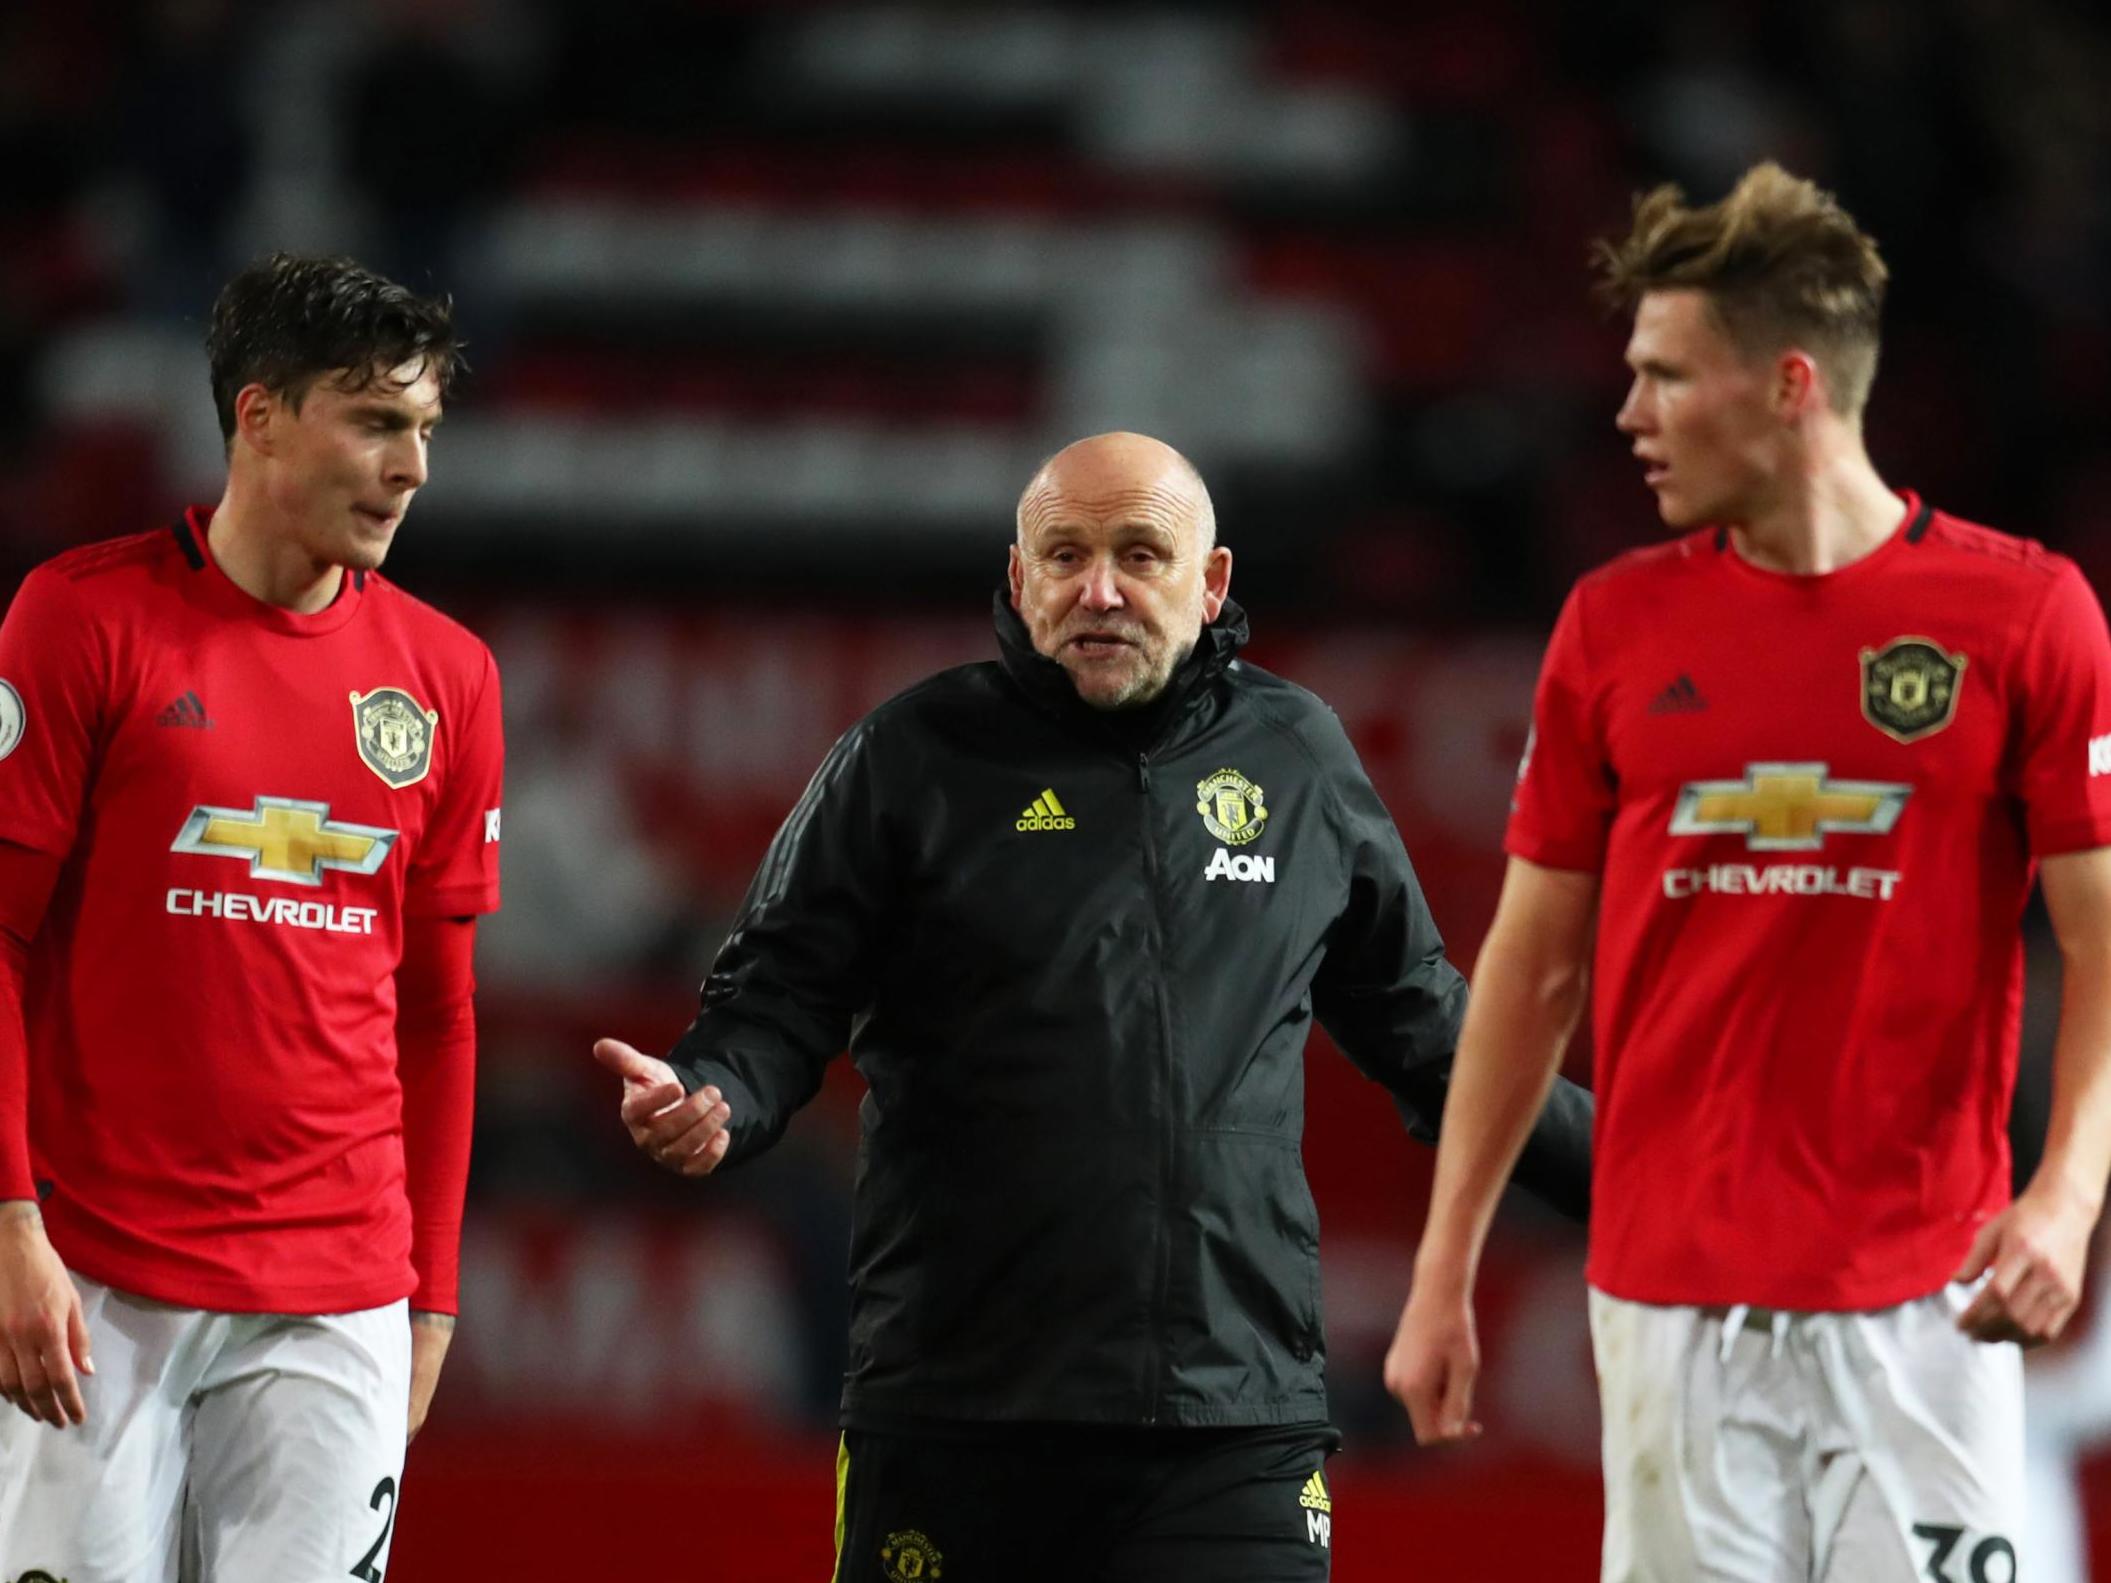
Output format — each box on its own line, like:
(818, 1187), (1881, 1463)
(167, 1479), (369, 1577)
(665, 717), (892, 1168)
(1305, 710), (1593, 1222)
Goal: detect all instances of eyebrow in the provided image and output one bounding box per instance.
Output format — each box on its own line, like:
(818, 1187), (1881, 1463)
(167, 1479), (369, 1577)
(349, 402), (444, 428)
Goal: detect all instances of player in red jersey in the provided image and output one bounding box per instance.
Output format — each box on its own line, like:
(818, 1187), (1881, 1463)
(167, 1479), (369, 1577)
(1388, 164), (2111, 1579)
(0, 255), (503, 1582)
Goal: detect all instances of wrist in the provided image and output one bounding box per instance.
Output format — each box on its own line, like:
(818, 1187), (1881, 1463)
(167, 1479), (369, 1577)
(2027, 1161), (2107, 1221)
(1411, 1235), (1480, 1293)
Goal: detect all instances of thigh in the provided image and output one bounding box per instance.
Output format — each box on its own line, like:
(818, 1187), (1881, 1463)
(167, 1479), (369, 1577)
(834, 1429), (1092, 1583)
(1813, 1287), (2023, 1583)
(185, 1301), (411, 1583)
(0, 1275), (211, 1583)
(1590, 1290), (1810, 1583)
(1101, 1426), (1339, 1583)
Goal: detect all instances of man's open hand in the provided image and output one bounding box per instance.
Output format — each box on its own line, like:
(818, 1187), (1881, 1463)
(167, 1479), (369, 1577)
(593, 1039), (734, 1176)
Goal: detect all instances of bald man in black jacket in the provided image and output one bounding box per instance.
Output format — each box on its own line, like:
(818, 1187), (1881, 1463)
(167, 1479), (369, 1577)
(596, 432), (1591, 1583)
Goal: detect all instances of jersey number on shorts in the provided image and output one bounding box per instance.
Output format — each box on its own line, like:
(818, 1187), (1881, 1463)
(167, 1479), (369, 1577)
(350, 1475), (398, 1582)
(1912, 1523), (2016, 1583)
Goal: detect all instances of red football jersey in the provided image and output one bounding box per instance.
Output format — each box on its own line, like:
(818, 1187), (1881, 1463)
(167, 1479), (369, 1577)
(1510, 494), (2111, 1309)
(0, 510), (503, 1312)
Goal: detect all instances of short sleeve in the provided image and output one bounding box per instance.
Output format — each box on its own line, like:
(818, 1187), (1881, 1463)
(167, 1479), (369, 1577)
(404, 647), (504, 918)
(0, 568), (106, 859)
(2012, 559), (2111, 857)
(1505, 582), (1615, 873)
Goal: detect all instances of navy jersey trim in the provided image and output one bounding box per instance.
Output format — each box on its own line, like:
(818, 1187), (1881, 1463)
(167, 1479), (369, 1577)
(172, 517), (207, 570)
(1904, 501), (1935, 543)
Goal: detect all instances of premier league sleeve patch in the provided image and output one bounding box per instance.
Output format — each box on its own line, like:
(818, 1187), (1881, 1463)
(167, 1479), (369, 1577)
(0, 680), (23, 761)
(351, 687), (440, 789)
(1860, 637), (1966, 744)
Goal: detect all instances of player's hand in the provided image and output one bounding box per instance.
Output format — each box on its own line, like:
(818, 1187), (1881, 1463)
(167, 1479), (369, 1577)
(593, 1038), (734, 1176)
(1384, 1267), (1484, 1445)
(407, 1310), (454, 1441)
(1954, 1180), (2098, 1347)
(0, 1203), (93, 1427)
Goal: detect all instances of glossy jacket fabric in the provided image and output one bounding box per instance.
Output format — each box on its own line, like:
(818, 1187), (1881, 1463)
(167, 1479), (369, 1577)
(671, 594), (1592, 1428)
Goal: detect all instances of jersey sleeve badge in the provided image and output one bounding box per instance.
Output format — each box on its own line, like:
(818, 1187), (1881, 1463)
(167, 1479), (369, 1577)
(1860, 636), (1966, 744)
(351, 687), (441, 789)
(0, 680), (23, 761)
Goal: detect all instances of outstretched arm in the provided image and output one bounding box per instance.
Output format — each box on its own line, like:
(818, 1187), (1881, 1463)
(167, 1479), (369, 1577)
(595, 717), (894, 1175)
(1383, 856), (1597, 1443)
(1309, 712), (1592, 1221)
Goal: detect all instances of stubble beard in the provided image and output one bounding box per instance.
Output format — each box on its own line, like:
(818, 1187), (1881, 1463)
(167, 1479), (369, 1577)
(1070, 633), (1196, 712)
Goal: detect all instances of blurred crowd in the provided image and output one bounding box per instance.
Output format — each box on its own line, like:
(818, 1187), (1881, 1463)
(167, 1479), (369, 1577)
(7, 0), (2111, 618)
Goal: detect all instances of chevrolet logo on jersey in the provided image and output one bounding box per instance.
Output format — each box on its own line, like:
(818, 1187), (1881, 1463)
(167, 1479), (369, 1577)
(1669, 763), (1910, 851)
(173, 797), (399, 886)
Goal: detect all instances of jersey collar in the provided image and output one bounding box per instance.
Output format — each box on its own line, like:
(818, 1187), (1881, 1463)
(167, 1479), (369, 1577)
(175, 506), (368, 637)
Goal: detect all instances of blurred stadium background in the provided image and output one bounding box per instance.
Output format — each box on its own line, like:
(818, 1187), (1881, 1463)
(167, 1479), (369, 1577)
(8, 0), (2111, 1576)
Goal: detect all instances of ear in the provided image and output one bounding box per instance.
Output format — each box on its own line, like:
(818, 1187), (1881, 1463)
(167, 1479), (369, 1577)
(1200, 545), (1233, 622)
(1775, 351), (1820, 420)
(1007, 543), (1025, 610)
(233, 382), (279, 457)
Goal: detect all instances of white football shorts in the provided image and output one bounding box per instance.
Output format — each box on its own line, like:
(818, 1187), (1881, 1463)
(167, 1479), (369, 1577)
(0, 1272), (411, 1583)
(1590, 1283), (2023, 1583)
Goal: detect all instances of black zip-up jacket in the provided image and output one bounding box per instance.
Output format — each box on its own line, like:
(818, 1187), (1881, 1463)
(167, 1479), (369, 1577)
(670, 594), (1592, 1429)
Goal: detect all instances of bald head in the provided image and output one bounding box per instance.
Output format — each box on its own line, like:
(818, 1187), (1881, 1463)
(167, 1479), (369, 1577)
(1007, 431), (1232, 711)
(1016, 432), (1216, 551)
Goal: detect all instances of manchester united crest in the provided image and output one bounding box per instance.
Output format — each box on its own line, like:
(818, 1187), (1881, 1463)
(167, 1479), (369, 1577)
(1860, 636), (1966, 744)
(880, 1530), (944, 1581)
(351, 687), (440, 789)
(1196, 767), (1269, 847)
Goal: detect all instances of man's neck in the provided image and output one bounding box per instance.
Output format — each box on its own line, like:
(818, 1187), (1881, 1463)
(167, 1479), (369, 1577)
(205, 491), (345, 614)
(1728, 433), (1901, 577)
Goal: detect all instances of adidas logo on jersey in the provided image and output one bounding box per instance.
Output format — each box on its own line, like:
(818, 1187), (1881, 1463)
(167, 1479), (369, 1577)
(156, 690), (213, 729)
(1648, 674), (1706, 714)
(1016, 789), (1075, 832)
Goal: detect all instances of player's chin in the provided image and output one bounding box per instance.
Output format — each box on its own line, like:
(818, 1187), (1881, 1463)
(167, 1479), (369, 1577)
(1650, 488), (1706, 532)
(337, 524), (399, 572)
(1068, 659), (1162, 712)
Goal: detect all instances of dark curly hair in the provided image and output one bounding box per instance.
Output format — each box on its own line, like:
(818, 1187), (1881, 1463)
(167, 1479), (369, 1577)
(206, 253), (466, 447)
(1592, 163), (1888, 416)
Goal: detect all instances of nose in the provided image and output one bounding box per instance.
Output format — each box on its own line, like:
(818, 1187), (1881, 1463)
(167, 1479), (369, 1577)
(1078, 557), (1125, 612)
(387, 432), (429, 491)
(1615, 378), (1649, 436)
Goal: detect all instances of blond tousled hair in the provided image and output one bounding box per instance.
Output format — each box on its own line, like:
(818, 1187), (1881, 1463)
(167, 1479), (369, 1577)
(1593, 162), (1890, 416)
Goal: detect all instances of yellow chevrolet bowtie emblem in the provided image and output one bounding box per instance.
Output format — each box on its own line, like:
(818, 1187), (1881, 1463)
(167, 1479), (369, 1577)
(173, 796), (399, 887)
(1670, 763), (1910, 852)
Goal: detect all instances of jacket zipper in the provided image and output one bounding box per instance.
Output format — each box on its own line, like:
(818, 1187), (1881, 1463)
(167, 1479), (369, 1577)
(1135, 749), (1178, 1425)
